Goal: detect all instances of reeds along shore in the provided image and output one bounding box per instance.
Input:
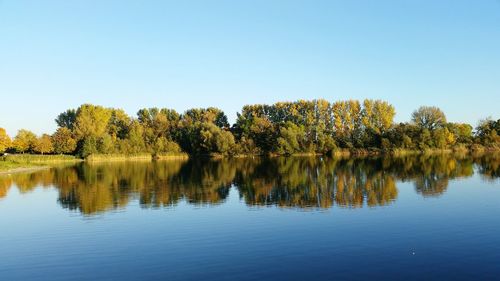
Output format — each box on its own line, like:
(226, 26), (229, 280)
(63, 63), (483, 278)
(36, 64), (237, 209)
(0, 101), (498, 159)
(1, 144), (498, 165)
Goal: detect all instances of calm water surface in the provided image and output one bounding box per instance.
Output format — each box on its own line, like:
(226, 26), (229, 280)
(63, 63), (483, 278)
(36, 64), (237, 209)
(1, 154), (499, 281)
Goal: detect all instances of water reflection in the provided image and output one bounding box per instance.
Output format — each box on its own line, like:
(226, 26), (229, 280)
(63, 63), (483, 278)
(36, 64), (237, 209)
(0, 154), (498, 215)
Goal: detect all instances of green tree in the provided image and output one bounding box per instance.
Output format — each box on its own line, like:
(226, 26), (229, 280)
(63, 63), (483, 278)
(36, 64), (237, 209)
(182, 108), (229, 129)
(80, 136), (99, 157)
(137, 108), (180, 148)
(475, 119), (500, 147)
(316, 132), (337, 154)
(212, 127), (235, 155)
(97, 134), (115, 154)
(247, 117), (276, 153)
(123, 120), (146, 154)
(277, 122), (306, 155)
(55, 109), (77, 129)
(433, 128), (447, 149)
(412, 106), (447, 130)
(386, 123), (418, 149)
(107, 109), (131, 139)
(178, 108), (233, 155)
(153, 137), (182, 154)
(418, 129), (433, 150)
(184, 122), (235, 155)
(446, 123), (473, 144)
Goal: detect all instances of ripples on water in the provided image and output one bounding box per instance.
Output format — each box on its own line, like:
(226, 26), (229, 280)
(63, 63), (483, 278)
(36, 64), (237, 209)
(0, 154), (499, 281)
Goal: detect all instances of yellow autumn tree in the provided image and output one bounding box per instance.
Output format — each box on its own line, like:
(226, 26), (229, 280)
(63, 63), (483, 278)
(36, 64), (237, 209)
(34, 134), (54, 155)
(12, 129), (37, 153)
(0, 128), (12, 153)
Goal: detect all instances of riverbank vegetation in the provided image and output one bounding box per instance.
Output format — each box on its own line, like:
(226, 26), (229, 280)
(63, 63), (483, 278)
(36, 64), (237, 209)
(0, 154), (81, 172)
(0, 100), (498, 160)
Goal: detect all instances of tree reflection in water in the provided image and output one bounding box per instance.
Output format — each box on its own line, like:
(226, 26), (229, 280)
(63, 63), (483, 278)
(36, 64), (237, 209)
(0, 154), (498, 215)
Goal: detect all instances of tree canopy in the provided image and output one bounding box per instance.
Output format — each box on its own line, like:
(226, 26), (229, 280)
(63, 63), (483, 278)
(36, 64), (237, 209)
(0, 128), (12, 153)
(12, 129), (37, 154)
(1, 100), (498, 157)
(412, 106), (447, 130)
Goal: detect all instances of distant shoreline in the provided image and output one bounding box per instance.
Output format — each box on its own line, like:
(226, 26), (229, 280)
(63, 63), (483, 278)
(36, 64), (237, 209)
(1, 102), (498, 162)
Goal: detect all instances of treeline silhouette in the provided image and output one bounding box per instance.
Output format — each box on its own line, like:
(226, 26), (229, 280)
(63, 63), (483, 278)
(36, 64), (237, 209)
(0, 100), (498, 157)
(1, 154), (498, 215)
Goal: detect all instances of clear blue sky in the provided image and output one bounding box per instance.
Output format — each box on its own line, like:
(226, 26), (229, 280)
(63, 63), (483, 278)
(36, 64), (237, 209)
(1, 0), (499, 136)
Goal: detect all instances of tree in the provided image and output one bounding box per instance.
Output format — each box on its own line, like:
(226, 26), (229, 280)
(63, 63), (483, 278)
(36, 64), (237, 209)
(124, 120), (146, 153)
(126, 121), (146, 153)
(80, 136), (99, 157)
(180, 122), (235, 155)
(386, 123), (419, 149)
(316, 132), (337, 154)
(412, 106), (447, 130)
(182, 108), (230, 129)
(97, 134), (115, 154)
(34, 134), (54, 154)
(107, 109), (131, 139)
(277, 122), (306, 155)
(332, 100), (363, 148)
(362, 99), (395, 134)
(212, 128), (235, 155)
(177, 108), (234, 155)
(55, 109), (77, 129)
(12, 129), (37, 153)
(475, 119), (500, 147)
(418, 129), (433, 150)
(247, 116), (276, 153)
(0, 128), (11, 153)
(433, 128), (448, 149)
(332, 101), (350, 138)
(137, 108), (180, 148)
(73, 104), (112, 140)
(446, 123), (472, 144)
(52, 127), (77, 154)
(153, 137), (182, 154)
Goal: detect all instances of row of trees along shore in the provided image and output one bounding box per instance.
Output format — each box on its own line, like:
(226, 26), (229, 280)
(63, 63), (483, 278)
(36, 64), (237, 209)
(0, 99), (499, 158)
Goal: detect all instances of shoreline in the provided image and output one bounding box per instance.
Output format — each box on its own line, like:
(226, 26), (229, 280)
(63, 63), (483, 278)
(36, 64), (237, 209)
(1, 148), (498, 175)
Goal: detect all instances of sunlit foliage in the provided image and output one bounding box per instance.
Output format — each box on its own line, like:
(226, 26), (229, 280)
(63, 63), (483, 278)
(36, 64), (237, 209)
(1, 100), (498, 157)
(0, 128), (11, 153)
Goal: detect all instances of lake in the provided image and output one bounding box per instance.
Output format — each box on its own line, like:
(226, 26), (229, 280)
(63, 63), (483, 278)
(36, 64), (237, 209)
(0, 154), (499, 281)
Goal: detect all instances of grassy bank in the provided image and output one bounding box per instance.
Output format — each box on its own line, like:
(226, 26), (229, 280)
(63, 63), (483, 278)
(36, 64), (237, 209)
(85, 153), (153, 162)
(85, 153), (190, 162)
(2, 146), (499, 173)
(388, 146), (500, 157)
(0, 154), (82, 173)
(154, 153), (190, 160)
(389, 148), (454, 156)
(3, 154), (81, 163)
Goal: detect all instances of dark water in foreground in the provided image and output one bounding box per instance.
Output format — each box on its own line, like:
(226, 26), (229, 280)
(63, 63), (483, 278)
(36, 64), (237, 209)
(0, 154), (499, 281)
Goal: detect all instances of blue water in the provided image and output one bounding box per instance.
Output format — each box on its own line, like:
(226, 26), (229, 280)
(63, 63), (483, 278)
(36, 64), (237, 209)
(0, 156), (499, 281)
